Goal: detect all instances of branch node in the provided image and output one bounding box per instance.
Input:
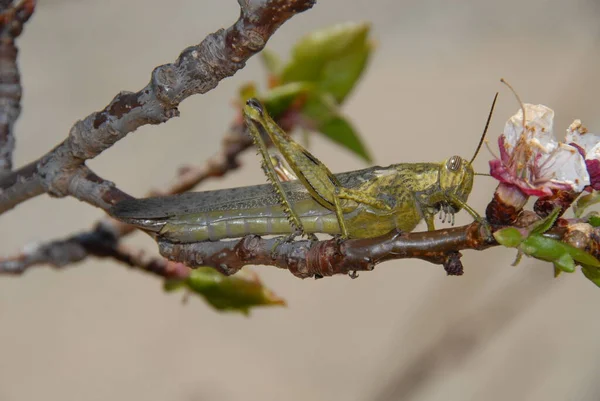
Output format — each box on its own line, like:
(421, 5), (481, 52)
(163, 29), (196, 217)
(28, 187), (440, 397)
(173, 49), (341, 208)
(443, 252), (464, 276)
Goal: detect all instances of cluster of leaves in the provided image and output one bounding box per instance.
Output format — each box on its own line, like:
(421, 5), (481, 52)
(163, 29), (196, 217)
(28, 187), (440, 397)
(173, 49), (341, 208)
(239, 21), (374, 162)
(494, 208), (600, 287)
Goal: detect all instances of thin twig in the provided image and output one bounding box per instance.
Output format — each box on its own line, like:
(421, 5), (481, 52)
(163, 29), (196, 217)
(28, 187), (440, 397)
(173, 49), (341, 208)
(0, 218), (191, 279)
(0, 0), (35, 173)
(0, 0), (315, 213)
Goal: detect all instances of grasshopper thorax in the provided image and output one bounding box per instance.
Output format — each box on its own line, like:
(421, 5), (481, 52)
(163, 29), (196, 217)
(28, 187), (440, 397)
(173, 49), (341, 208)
(438, 155), (475, 212)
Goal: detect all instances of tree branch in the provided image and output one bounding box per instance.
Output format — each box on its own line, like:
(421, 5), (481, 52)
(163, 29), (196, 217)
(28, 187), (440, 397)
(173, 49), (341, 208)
(157, 223), (495, 278)
(155, 219), (595, 279)
(0, 0), (35, 173)
(0, 0), (315, 213)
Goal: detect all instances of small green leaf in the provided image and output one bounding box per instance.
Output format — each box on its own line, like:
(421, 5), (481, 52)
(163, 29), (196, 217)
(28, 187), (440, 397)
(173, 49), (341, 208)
(553, 252), (576, 273)
(519, 235), (570, 264)
(496, 214), (600, 274)
(494, 227), (524, 248)
(301, 92), (337, 122)
(530, 207), (561, 235)
(301, 93), (372, 162)
(260, 48), (283, 76)
(319, 116), (372, 163)
(171, 267), (286, 315)
(582, 266), (600, 288)
(319, 38), (371, 103)
(282, 22), (370, 83)
(565, 246), (600, 268)
(587, 212), (600, 227)
(574, 191), (600, 217)
(281, 22), (372, 104)
(520, 234), (600, 271)
(262, 82), (314, 118)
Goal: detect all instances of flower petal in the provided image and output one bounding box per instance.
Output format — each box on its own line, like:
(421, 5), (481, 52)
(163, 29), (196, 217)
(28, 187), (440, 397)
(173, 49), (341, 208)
(566, 120), (600, 154)
(539, 143), (590, 192)
(490, 158), (553, 197)
(585, 142), (600, 190)
(503, 104), (555, 149)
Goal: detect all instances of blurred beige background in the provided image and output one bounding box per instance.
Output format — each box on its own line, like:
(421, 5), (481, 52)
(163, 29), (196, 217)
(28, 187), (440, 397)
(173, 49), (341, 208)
(2, 0), (600, 400)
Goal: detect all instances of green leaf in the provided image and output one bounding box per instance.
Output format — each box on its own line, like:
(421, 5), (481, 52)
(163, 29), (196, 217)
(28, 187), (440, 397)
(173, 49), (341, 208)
(319, 116), (372, 163)
(494, 227), (524, 248)
(565, 245), (600, 268)
(574, 191), (600, 217)
(530, 207), (561, 235)
(587, 212), (600, 227)
(301, 92), (337, 122)
(281, 22), (372, 103)
(495, 211), (600, 274)
(519, 235), (575, 272)
(174, 267), (286, 315)
(260, 48), (282, 76)
(582, 266), (600, 288)
(262, 82), (314, 118)
(302, 93), (372, 162)
(520, 234), (600, 271)
(553, 252), (576, 273)
(319, 38), (371, 103)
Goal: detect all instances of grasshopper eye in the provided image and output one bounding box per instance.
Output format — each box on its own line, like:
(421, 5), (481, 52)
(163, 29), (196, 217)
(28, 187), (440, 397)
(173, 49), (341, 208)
(246, 98), (264, 115)
(446, 155), (462, 172)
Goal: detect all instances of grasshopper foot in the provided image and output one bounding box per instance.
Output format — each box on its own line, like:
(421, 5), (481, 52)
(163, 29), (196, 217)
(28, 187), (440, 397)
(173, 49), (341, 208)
(478, 219), (493, 241)
(330, 234), (349, 246)
(284, 229), (304, 243)
(348, 270), (359, 279)
(271, 230), (304, 260)
(271, 231), (302, 260)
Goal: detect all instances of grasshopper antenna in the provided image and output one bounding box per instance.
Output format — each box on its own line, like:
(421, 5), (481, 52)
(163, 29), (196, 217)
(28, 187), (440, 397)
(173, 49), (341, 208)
(470, 92), (499, 164)
(500, 78), (526, 130)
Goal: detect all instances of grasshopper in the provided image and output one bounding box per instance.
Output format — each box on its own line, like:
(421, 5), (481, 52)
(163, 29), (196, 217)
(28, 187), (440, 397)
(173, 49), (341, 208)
(111, 96), (497, 243)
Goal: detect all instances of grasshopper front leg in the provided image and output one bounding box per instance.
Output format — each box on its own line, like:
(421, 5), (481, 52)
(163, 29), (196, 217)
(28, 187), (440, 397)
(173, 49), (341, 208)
(244, 99), (390, 239)
(448, 195), (492, 238)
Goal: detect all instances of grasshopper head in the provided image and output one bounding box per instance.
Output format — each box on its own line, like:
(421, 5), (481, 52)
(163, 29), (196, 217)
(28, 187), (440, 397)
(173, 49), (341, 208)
(439, 155), (474, 212)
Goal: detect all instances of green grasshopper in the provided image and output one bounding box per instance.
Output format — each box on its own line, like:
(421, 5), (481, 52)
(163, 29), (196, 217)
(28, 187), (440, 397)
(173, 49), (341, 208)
(111, 96), (496, 243)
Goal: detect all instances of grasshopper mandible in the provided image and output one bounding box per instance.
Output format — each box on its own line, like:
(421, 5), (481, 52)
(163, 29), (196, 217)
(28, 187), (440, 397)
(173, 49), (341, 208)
(111, 96), (497, 243)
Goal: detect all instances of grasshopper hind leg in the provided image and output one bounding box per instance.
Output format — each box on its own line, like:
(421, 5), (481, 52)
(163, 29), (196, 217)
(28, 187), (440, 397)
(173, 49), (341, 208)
(245, 113), (308, 237)
(333, 186), (392, 238)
